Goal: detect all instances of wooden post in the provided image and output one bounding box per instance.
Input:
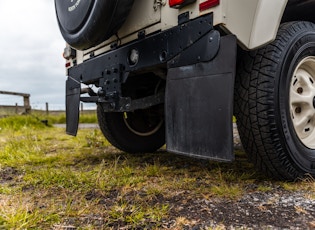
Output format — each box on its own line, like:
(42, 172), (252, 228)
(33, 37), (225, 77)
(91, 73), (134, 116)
(81, 103), (83, 113)
(23, 95), (31, 114)
(46, 102), (49, 115)
(15, 103), (18, 114)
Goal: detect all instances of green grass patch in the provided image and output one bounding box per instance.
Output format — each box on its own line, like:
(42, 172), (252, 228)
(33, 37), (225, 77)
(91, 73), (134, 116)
(0, 115), (314, 228)
(31, 110), (98, 124)
(0, 115), (47, 131)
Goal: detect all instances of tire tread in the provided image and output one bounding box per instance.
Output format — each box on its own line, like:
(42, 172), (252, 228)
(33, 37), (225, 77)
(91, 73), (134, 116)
(234, 21), (315, 180)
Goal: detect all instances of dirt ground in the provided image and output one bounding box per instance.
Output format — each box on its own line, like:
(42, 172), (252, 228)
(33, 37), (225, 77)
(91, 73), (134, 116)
(55, 178), (315, 229)
(163, 187), (315, 229)
(54, 125), (315, 230)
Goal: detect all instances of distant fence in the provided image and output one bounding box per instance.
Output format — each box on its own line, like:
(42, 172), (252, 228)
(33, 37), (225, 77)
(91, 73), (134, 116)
(0, 91), (96, 117)
(44, 103), (94, 115)
(0, 91), (31, 115)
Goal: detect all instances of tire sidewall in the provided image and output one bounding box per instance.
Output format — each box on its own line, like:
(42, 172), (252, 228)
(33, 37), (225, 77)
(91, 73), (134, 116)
(55, 0), (133, 50)
(97, 106), (165, 153)
(278, 27), (315, 174)
(111, 111), (165, 147)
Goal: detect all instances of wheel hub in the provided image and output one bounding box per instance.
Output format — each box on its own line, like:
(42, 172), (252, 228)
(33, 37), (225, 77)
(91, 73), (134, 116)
(290, 57), (315, 149)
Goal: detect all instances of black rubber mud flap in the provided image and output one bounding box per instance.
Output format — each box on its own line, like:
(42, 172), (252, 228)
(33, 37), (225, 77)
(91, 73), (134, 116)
(66, 77), (80, 136)
(165, 35), (237, 161)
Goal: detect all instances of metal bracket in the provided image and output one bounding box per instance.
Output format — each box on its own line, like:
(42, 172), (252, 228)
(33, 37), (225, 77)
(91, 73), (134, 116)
(99, 65), (123, 94)
(96, 64), (125, 109)
(154, 0), (166, 11)
(81, 91), (165, 112)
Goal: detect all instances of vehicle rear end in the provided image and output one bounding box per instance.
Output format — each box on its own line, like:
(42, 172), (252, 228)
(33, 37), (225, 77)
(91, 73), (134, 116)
(55, 0), (236, 161)
(55, 0), (315, 181)
(60, 0), (224, 67)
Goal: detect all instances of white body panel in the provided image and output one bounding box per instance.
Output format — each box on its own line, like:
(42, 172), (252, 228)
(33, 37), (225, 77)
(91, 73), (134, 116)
(72, 0), (288, 66)
(180, 0), (287, 49)
(223, 0), (288, 49)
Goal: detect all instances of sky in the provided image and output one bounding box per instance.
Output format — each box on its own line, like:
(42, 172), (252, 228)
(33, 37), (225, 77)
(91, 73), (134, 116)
(0, 0), (67, 110)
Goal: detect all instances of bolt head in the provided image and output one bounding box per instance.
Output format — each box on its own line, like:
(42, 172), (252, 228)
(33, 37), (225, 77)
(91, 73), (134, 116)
(295, 107), (302, 114)
(297, 87), (303, 94)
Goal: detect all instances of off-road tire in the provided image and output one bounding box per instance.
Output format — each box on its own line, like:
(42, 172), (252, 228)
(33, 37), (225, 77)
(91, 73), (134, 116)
(234, 21), (315, 180)
(55, 0), (134, 50)
(97, 105), (165, 153)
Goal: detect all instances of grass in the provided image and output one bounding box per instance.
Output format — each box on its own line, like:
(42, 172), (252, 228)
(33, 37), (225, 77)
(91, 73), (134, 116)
(27, 110), (98, 125)
(45, 112), (97, 124)
(0, 115), (314, 229)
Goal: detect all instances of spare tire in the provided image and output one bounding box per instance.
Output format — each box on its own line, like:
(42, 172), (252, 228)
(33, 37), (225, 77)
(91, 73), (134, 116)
(55, 0), (134, 50)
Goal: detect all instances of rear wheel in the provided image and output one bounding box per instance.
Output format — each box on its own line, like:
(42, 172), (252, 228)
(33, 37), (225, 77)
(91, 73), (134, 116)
(97, 105), (165, 153)
(234, 21), (315, 180)
(290, 57), (315, 149)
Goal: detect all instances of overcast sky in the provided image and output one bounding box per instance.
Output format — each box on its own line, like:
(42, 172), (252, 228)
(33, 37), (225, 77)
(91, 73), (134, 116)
(0, 0), (66, 110)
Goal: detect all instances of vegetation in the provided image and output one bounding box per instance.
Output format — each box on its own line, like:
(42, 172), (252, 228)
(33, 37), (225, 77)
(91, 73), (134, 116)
(0, 115), (314, 229)
(33, 110), (98, 125)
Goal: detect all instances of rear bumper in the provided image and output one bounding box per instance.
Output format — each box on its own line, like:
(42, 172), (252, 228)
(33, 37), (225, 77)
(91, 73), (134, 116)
(65, 13), (219, 135)
(65, 12), (237, 161)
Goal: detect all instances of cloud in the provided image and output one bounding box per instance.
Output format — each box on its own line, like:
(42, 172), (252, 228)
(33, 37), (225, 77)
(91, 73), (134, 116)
(0, 0), (66, 109)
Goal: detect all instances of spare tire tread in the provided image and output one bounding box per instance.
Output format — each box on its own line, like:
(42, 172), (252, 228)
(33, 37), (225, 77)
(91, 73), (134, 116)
(55, 0), (134, 50)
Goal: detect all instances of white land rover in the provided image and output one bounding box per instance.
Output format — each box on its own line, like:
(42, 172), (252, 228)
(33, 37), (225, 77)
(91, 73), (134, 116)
(55, 0), (315, 180)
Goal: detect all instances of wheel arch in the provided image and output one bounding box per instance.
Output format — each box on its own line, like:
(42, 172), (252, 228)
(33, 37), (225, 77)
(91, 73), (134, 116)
(224, 0), (315, 51)
(221, 0), (287, 50)
(282, 0), (315, 24)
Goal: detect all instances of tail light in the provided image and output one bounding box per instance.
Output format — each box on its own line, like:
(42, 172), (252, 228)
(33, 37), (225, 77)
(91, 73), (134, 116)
(65, 61), (71, 68)
(169, 0), (196, 8)
(63, 44), (76, 60)
(199, 0), (220, 11)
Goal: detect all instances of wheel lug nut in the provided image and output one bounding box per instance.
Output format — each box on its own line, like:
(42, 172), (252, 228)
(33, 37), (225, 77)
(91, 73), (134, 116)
(295, 107), (302, 114)
(297, 87), (303, 94)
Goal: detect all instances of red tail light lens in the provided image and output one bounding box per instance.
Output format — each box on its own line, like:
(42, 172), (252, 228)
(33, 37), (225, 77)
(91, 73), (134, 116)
(169, 0), (184, 7)
(199, 0), (220, 11)
(169, 0), (196, 8)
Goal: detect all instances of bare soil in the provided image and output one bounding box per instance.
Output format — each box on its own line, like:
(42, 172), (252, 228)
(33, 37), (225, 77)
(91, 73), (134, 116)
(55, 179), (315, 229)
